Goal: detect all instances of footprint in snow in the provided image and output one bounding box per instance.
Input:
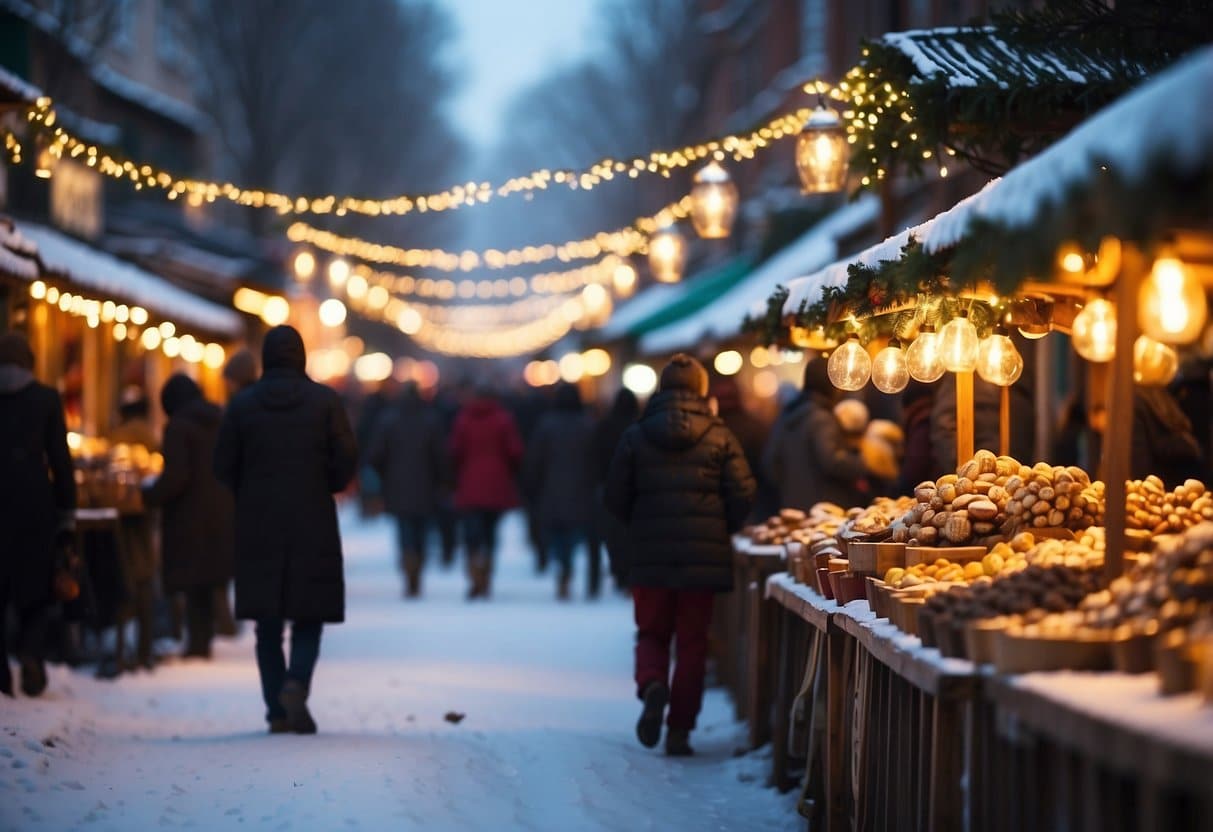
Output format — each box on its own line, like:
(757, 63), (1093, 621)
(63, 779), (86, 790)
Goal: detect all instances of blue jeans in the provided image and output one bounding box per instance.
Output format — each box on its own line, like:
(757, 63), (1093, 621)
(394, 513), (429, 559)
(255, 620), (323, 722)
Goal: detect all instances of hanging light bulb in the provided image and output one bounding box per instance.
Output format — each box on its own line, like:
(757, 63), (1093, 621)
(976, 329), (1024, 386)
(1017, 324), (1050, 340)
(1071, 298), (1117, 362)
(1138, 256), (1207, 345)
(648, 225), (686, 284)
(1133, 335), (1179, 385)
(34, 137), (56, 179)
(939, 310), (979, 372)
(905, 325), (945, 382)
(612, 261), (637, 298)
(871, 340), (909, 394)
(689, 160), (739, 239)
(826, 335), (871, 391)
(292, 250), (317, 283)
(795, 100), (849, 193)
(327, 258), (350, 289)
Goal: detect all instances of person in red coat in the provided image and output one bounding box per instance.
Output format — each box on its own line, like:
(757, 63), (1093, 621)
(448, 388), (524, 599)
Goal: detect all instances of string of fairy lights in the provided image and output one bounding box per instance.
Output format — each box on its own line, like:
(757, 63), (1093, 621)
(5, 74), (898, 358)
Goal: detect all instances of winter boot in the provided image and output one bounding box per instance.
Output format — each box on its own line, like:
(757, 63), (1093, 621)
(19, 658), (47, 697)
(476, 557), (493, 599)
(268, 718), (290, 734)
(556, 569), (571, 601)
(403, 553), (423, 598)
(665, 729), (694, 757)
(636, 681), (669, 748)
(279, 679), (317, 735)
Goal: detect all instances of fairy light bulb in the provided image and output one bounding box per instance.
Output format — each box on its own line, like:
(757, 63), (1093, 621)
(871, 340), (909, 394)
(612, 261), (637, 298)
(648, 225), (686, 284)
(827, 335), (871, 391)
(939, 310), (978, 372)
(1139, 257), (1207, 345)
(1072, 298), (1117, 362)
(976, 330), (1024, 386)
(1133, 335), (1179, 385)
(689, 161), (739, 239)
(905, 325), (945, 382)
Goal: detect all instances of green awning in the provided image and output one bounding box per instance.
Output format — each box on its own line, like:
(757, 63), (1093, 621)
(626, 255), (753, 338)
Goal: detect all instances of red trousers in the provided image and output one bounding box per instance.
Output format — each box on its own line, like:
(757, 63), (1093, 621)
(632, 586), (715, 731)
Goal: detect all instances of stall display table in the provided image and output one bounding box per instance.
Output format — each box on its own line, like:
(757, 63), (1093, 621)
(726, 538), (786, 749)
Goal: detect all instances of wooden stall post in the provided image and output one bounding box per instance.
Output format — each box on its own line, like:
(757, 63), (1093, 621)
(999, 385), (1011, 457)
(1102, 244), (1146, 578)
(956, 370), (975, 463)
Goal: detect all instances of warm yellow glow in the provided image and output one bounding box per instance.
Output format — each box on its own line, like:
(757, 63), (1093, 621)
(1072, 298), (1117, 362)
(101, 300), (116, 322)
(906, 327), (945, 382)
(203, 342), (226, 369)
(558, 352), (585, 383)
(622, 363), (658, 396)
(318, 298), (347, 328)
(29, 280), (46, 299)
(713, 350), (744, 376)
(871, 343), (909, 394)
(366, 285), (389, 310)
(689, 161), (739, 239)
(162, 336), (181, 358)
(648, 226), (686, 284)
(158, 321), (176, 338)
(827, 337), (871, 391)
(260, 295), (290, 327)
(1059, 245), (1086, 274)
(752, 369), (779, 398)
(113, 303), (127, 323)
(750, 346), (770, 368)
(612, 262), (637, 298)
(141, 327), (162, 351)
(112, 322), (127, 341)
(327, 258), (350, 288)
(582, 348), (611, 377)
(582, 283), (609, 313)
(1139, 257), (1207, 345)
(1133, 335), (1179, 385)
(292, 250), (316, 282)
(181, 336), (204, 364)
(129, 306), (148, 326)
(354, 352), (394, 383)
(939, 313), (979, 373)
(396, 305), (422, 335)
(796, 104), (849, 194)
(345, 273), (369, 300)
(975, 332), (1024, 386)
(45, 286), (60, 305)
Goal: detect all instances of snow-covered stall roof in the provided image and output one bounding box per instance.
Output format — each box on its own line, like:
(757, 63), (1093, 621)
(879, 26), (1145, 90)
(0, 218), (41, 281)
(641, 195), (882, 355)
(782, 46), (1213, 316)
(17, 222), (242, 337)
(0, 64), (40, 102)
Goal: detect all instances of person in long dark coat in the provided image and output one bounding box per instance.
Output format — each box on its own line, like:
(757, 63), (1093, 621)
(522, 382), (594, 600)
(213, 325), (358, 734)
(0, 333), (76, 698)
(605, 354), (756, 756)
(762, 356), (870, 511)
(367, 381), (447, 598)
(589, 388), (639, 593)
(141, 374), (233, 660)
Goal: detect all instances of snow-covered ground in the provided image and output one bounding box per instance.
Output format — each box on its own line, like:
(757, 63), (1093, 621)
(1, 510), (796, 831)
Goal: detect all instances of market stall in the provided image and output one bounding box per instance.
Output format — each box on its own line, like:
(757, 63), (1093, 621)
(742, 47), (1213, 832)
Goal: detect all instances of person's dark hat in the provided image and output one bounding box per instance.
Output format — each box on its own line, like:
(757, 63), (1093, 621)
(223, 348), (258, 389)
(0, 333), (34, 369)
(659, 353), (709, 396)
(802, 355), (832, 396)
(261, 325), (306, 373)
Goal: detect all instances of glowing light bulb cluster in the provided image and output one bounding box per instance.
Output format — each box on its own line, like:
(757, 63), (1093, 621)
(906, 325), (945, 382)
(1072, 298), (1117, 362)
(975, 330), (1024, 386)
(827, 335), (871, 391)
(1138, 256), (1207, 345)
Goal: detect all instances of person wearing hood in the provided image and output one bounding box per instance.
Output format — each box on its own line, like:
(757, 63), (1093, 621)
(142, 374), (234, 660)
(213, 326), (358, 734)
(0, 333), (76, 697)
(589, 388), (640, 593)
(367, 381), (448, 598)
(522, 382), (594, 600)
(762, 356), (871, 511)
(605, 354), (756, 756)
(448, 386), (524, 599)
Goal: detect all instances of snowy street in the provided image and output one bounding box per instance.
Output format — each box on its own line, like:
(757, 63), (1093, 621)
(1, 510), (794, 831)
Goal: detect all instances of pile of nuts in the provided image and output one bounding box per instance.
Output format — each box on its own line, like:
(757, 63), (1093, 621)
(843, 496), (917, 536)
(1003, 463), (1105, 535)
(985, 528), (1107, 573)
(1126, 476), (1213, 534)
(884, 557), (993, 589)
(1078, 522), (1213, 633)
(924, 563), (1104, 623)
(742, 504), (848, 546)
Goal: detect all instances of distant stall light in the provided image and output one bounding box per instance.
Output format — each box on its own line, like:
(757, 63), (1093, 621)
(558, 352), (585, 383)
(713, 349), (743, 376)
(622, 363), (658, 395)
(354, 352), (394, 383)
(752, 369), (779, 398)
(319, 298), (347, 328)
(292, 250), (317, 282)
(582, 348), (611, 377)
(260, 295), (290, 327)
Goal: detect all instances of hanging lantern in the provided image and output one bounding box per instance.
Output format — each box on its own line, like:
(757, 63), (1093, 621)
(1071, 298), (1117, 362)
(795, 101), (849, 194)
(939, 310), (979, 373)
(871, 340), (909, 394)
(648, 225), (686, 284)
(827, 335), (871, 391)
(1138, 256), (1207, 345)
(976, 329), (1024, 387)
(612, 260), (637, 298)
(1133, 335), (1179, 385)
(689, 161), (739, 239)
(905, 325), (945, 382)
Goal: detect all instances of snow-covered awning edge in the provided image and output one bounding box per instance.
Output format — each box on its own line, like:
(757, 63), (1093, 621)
(15, 221), (242, 337)
(780, 46), (1213, 318)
